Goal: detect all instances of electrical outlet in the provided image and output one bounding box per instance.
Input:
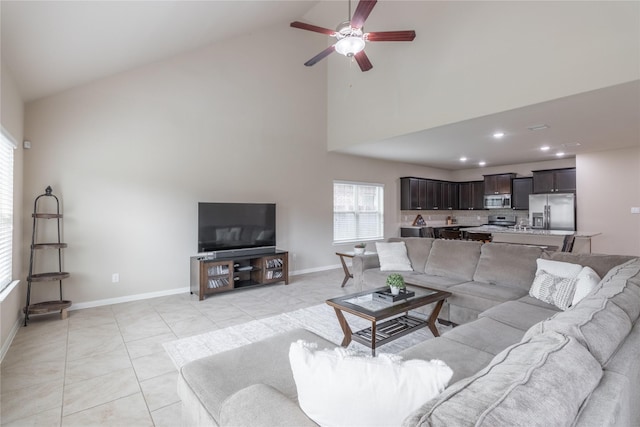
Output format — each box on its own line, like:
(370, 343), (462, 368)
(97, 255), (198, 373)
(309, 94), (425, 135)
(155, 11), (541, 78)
(632, 207), (640, 214)
(112, 273), (119, 283)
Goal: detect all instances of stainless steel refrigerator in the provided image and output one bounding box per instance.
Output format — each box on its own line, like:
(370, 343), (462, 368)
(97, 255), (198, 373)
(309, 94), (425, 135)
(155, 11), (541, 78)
(529, 193), (576, 231)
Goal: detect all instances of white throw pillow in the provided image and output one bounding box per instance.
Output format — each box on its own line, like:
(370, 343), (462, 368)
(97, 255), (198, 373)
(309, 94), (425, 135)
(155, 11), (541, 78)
(572, 266), (601, 306)
(375, 241), (413, 271)
(289, 341), (453, 427)
(536, 258), (583, 278)
(529, 269), (578, 311)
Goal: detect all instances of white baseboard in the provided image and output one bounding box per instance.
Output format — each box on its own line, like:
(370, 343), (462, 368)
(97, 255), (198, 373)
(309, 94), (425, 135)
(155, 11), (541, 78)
(289, 264), (342, 276)
(70, 286), (191, 311)
(1, 315), (23, 363)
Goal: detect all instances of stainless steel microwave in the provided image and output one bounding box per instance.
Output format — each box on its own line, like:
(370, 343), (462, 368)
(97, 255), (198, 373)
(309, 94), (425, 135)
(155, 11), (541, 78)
(484, 194), (511, 209)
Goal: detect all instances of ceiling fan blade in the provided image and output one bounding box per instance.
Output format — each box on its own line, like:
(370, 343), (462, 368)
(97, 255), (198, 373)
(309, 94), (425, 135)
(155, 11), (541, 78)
(354, 50), (373, 72)
(290, 21), (335, 36)
(366, 30), (416, 42)
(304, 45), (336, 67)
(351, 0), (377, 29)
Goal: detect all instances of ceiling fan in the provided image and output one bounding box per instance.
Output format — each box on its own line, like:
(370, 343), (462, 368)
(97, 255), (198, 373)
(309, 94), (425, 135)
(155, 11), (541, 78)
(290, 0), (416, 72)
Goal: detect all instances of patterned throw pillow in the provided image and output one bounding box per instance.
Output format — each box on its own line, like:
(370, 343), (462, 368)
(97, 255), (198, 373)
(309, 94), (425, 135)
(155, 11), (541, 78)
(529, 269), (578, 310)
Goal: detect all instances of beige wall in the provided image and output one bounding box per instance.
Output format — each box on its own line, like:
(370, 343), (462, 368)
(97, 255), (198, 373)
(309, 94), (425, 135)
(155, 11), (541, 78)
(317, 1), (640, 150)
(577, 147), (640, 256)
(22, 25), (444, 306)
(1, 62), (25, 357)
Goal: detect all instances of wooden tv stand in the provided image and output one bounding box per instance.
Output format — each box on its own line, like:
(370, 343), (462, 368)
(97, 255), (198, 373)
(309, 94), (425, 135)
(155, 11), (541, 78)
(190, 250), (289, 301)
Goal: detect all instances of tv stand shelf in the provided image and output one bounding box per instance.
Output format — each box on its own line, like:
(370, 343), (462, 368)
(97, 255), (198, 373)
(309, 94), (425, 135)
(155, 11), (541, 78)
(190, 251), (289, 301)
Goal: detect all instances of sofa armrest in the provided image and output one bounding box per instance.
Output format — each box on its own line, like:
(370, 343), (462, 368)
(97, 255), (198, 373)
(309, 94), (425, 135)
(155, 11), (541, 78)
(219, 384), (318, 427)
(352, 253), (380, 289)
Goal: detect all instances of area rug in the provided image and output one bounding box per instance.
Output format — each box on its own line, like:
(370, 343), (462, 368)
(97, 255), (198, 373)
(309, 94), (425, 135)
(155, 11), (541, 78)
(164, 303), (449, 369)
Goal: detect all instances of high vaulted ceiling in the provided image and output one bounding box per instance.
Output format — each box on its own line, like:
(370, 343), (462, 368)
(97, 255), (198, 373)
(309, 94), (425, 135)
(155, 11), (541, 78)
(2, 1), (638, 170)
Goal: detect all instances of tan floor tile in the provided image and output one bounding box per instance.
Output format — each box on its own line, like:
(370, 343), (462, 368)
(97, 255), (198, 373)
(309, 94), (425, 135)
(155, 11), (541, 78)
(0, 378), (63, 424)
(139, 371), (179, 411)
(1, 406), (62, 427)
(150, 401), (182, 427)
(65, 346), (133, 384)
(61, 393), (152, 427)
(1, 357), (66, 394)
(62, 367), (140, 416)
(125, 331), (177, 359)
(131, 351), (176, 381)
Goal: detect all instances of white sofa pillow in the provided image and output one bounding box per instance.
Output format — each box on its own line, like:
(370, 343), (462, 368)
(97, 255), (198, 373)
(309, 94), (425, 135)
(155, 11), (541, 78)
(375, 241), (413, 271)
(536, 258), (583, 278)
(572, 266), (601, 306)
(289, 340), (453, 427)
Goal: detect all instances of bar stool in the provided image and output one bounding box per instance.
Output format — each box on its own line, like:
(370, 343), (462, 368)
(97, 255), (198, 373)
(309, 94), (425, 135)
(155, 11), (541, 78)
(439, 230), (462, 240)
(466, 232), (493, 243)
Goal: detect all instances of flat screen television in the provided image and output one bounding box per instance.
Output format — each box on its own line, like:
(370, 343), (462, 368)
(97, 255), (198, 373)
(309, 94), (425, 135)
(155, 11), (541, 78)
(198, 202), (276, 254)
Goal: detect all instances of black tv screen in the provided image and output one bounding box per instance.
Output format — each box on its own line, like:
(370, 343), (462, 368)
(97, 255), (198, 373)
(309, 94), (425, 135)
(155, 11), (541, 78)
(198, 203), (276, 253)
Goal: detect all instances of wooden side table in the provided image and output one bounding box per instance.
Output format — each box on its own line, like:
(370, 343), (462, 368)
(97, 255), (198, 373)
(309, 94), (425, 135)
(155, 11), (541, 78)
(335, 251), (375, 287)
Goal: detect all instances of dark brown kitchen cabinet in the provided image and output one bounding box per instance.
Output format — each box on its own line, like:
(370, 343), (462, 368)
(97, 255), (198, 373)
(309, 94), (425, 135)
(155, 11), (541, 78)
(401, 178), (458, 210)
(401, 177), (427, 210)
(484, 173), (516, 195)
(459, 181), (484, 210)
(512, 177), (533, 210)
(440, 182), (459, 210)
(532, 168), (576, 193)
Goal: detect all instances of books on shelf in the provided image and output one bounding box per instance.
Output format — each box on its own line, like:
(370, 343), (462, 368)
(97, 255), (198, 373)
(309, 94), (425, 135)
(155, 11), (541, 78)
(207, 277), (229, 289)
(208, 265), (229, 276)
(266, 270), (283, 280)
(265, 258), (283, 269)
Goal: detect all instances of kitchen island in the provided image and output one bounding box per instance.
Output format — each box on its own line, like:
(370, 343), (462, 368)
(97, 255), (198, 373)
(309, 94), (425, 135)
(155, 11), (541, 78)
(461, 226), (600, 253)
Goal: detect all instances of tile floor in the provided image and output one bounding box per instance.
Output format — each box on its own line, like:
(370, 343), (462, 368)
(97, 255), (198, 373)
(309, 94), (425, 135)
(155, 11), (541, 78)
(1, 268), (355, 426)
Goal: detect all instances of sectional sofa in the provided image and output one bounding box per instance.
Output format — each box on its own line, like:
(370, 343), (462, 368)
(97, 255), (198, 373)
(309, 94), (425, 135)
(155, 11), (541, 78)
(177, 238), (640, 426)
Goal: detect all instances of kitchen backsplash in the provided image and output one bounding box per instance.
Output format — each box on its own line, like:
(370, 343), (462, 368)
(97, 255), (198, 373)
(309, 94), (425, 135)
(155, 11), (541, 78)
(401, 209), (530, 227)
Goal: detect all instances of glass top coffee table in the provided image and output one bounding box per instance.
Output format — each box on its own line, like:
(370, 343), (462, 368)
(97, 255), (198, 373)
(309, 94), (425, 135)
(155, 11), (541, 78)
(326, 285), (451, 356)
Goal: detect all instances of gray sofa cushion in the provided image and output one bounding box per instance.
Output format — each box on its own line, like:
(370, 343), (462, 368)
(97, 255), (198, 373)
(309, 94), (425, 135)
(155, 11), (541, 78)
(473, 243), (543, 290)
(447, 281), (528, 313)
(479, 300), (560, 331)
(362, 269), (463, 291)
(425, 240), (482, 281)
(399, 337), (495, 385)
(403, 332), (603, 427)
(542, 252), (636, 278)
(524, 297), (632, 366)
(179, 328), (335, 423)
(442, 317), (525, 355)
(220, 384), (317, 427)
(390, 237), (434, 273)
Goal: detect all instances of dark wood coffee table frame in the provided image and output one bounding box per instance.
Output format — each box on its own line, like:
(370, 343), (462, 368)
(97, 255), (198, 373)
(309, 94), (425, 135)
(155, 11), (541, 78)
(326, 285), (451, 356)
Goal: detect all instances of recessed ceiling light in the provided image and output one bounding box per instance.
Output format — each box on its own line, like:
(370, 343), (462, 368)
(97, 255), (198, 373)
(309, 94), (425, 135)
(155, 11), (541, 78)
(528, 124), (550, 131)
(479, 161), (486, 166)
(493, 132), (505, 139)
(460, 157), (467, 162)
(540, 146), (550, 151)
(556, 152), (565, 157)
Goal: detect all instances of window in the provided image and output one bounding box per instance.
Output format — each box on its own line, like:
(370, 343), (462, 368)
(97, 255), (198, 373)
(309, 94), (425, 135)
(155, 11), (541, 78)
(0, 128), (16, 293)
(333, 181), (384, 244)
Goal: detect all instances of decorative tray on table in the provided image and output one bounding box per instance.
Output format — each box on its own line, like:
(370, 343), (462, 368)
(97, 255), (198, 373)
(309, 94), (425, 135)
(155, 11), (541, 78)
(373, 289), (415, 303)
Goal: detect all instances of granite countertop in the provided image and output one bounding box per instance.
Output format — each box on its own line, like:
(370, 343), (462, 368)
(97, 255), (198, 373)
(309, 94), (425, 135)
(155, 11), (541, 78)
(461, 226), (601, 238)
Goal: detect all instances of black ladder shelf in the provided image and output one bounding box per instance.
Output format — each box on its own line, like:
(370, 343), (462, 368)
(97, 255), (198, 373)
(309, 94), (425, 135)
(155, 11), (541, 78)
(24, 186), (72, 326)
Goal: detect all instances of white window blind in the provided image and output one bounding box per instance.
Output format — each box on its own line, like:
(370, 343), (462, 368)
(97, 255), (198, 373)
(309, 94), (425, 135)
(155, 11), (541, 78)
(333, 181), (384, 243)
(0, 128), (16, 292)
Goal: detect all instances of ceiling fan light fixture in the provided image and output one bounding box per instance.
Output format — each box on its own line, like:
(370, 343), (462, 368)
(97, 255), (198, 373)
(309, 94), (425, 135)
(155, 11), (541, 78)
(335, 34), (365, 57)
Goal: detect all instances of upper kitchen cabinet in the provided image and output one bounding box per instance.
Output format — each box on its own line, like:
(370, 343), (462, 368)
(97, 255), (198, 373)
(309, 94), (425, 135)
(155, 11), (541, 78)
(401, 178), (458, 210)
(512, 177), (533, 210)
(440, 182), (459, 210)
(401, 177), (427, 210)
(532, 168), (576, 193)
(459, 181), (484, 210)
(483, 173), (516, 195)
